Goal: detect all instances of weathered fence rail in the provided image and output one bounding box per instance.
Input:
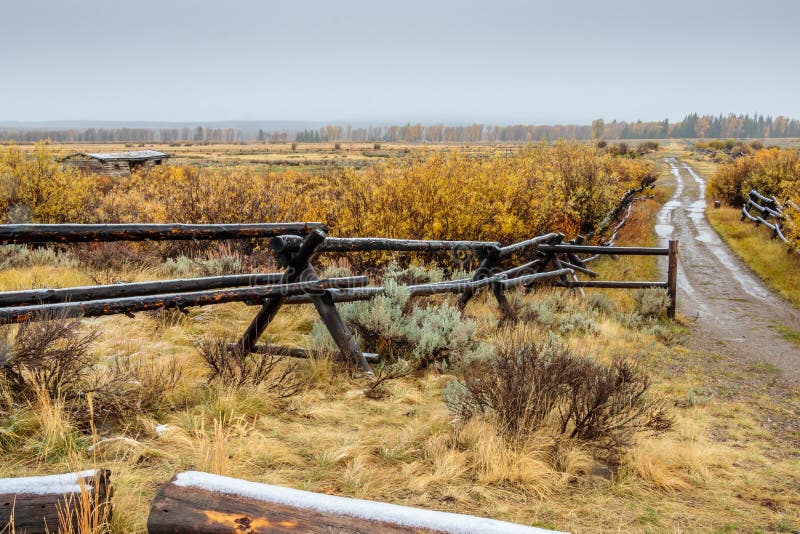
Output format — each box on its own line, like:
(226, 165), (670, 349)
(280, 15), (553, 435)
(741, 189), (798, 253)
(0, 213), (678, 371)
(0, 222), (324, 244)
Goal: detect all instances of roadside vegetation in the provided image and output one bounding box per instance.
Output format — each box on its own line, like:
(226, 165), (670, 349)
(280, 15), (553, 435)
(700, 147), (800, 306)
(0, 143), (797, 532)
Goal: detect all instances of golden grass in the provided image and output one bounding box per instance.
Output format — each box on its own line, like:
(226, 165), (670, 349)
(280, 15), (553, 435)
(707, 205), (800, 308)
(0, 147), (799, 532)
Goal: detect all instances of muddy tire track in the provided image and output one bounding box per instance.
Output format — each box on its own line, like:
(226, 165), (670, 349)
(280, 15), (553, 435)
(657, 158), (800, 381)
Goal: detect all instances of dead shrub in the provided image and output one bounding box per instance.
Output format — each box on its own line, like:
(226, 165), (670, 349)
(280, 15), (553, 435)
(0, 313), (98, 403)
(363, 359), (413, 399)
(91, 355), (184, 420)
(447, 330), (672, 463)
(198, 338), (302, 397)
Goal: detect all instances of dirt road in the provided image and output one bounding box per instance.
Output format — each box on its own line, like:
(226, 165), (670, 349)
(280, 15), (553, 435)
(657, 158), (800, 381)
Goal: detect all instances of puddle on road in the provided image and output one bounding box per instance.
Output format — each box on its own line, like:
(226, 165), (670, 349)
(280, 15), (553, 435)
(662, 158), (772, 302)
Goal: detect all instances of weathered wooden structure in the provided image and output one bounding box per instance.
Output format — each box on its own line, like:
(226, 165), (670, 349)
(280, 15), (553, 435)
(741, 189), (798, 253)
(0, 469), (112, 533)
(0, 217), (679, 371)
(61, 150), (170, 176)
(147, 471), (562, 534)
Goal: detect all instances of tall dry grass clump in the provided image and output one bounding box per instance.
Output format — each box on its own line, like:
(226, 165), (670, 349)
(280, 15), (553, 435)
(446, 328), (672, 465)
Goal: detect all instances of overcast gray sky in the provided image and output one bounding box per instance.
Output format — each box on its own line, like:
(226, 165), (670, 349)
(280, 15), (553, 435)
(1, 0), (798, 123)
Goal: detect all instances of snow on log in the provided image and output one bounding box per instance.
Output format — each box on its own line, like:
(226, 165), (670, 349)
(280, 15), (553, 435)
(148, 471), (565, 534)
(0, 469), (112, 533)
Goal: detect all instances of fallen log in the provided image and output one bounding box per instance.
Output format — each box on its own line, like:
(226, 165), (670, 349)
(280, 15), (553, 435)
(147, 471), (561, 534)
(0, 469), (112, 534)
(0, 273), (284, 307)
(0, 222), (324, 244)
(0, 276), (369, 324)
(232, 343), (380, 363)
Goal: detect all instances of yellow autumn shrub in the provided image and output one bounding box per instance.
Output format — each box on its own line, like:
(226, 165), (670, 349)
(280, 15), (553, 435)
(0, 144), (100, 223)
(0, 143), (654, 245)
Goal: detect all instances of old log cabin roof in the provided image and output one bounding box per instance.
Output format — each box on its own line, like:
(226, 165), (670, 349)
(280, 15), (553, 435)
(63, 150), (170, 162)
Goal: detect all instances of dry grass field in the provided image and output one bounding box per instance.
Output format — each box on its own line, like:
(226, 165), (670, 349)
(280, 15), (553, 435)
(0, 143), (797, 533)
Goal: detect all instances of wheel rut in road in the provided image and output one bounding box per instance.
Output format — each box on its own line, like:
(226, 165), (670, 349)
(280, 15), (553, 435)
(657, 158), (800, 381)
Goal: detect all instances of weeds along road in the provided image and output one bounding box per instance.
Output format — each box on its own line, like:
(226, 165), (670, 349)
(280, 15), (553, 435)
(658, 157), (800, 381)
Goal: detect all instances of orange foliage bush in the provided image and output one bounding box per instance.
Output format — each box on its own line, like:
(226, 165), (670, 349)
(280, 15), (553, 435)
(0, 143), (654, 245)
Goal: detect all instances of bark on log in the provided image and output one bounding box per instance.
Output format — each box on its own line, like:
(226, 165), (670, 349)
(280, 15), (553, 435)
(552, 280), (668, 289)
(0, 223), (325, 244)
(0, 276), (369, 324)
(147, 471), (558, 534)
(235, 343), (380, 363)
(0, 469), (111, 534)
(537, 244), (669, 255)
(274, 235), (501, 255)
(0, 273), (284, 307)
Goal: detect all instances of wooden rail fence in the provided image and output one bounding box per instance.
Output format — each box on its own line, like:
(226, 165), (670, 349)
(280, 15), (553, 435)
(0, 219), (678, 372)
(741, 189), (799, 253)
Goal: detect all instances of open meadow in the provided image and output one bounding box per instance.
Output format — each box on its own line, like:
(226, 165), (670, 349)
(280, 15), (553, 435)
(0, 141), (797, 532)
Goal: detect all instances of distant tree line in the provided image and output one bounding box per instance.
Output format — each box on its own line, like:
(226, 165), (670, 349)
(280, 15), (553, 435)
(2, 114), (799, 144)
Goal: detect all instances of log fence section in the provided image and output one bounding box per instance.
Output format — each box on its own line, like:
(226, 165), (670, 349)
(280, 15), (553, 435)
(741, 189), (799, 253)
(0, 222), (679, 371)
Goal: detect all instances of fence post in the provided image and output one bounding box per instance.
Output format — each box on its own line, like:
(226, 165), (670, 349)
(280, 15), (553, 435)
(667, 240), (678, 319)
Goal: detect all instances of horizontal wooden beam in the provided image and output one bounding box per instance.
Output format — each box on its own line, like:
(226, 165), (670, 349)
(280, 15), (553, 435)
(0, 223), (325, 244)
(498, 233), (561, 257)
(0, 273), (284, 307)
(147, 471), (561, 534)
(501, 268), (574, 289)
(235, 343), (380, 362)
(537, 244), (669, 255)
(552, 280), (668, 289)
(273, 235), (501, 254)
(0, 276), (369, 324)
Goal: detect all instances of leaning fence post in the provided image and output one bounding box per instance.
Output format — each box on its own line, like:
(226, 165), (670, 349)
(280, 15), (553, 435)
(667, 240), (678, 319)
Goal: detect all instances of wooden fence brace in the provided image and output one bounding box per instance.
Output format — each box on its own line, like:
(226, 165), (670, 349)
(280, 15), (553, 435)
(0, 469), (112, 534)
(0, 273), (285, 307)
(0, 223), (324, 244)
(667, 239), (678, 319)
(0, 276), (368, 325)
(456, 247), (512, 314)
(239, 230), (373, 374)
(237, 229), (326, 355)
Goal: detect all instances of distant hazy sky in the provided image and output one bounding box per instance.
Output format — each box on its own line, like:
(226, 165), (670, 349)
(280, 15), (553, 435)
(1, 0), (798, 123)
